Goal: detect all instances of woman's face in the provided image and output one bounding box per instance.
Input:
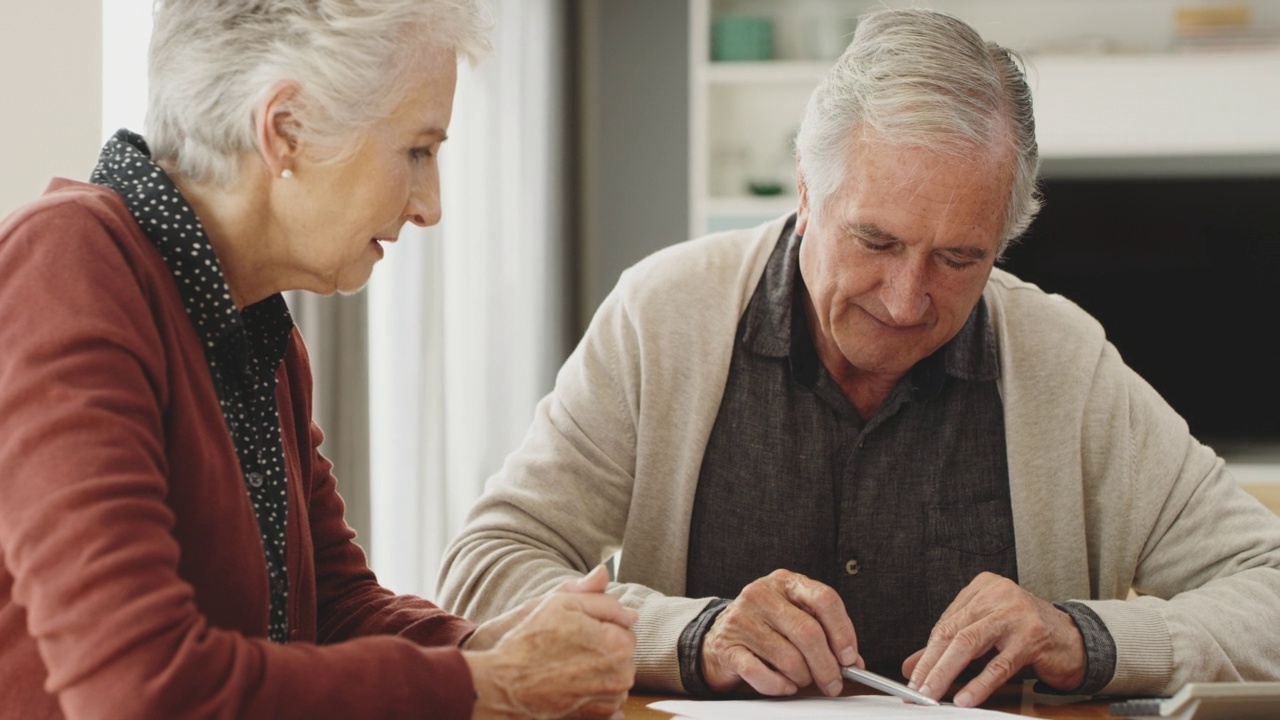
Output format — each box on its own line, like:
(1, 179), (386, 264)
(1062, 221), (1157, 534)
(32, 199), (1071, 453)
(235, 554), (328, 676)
(280, 52), (458, 295)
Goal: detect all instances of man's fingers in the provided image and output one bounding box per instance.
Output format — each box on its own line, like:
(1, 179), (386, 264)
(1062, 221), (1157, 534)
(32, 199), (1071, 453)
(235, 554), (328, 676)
(908, 580), (998, 695)
(908, 614), (957, 693)
(726, 608), (815, 689)
(764, 602), (845, 695)
(730, 647), (799, 696)
(780, 572), (859, 667)
(703, 570), (859, 696)
(746, 572), (848, 694)
(921, 617), (998, 702)
(952, 649), (1023, 707)
(703, 593), (822, 694)
(901, 648), (924, 680)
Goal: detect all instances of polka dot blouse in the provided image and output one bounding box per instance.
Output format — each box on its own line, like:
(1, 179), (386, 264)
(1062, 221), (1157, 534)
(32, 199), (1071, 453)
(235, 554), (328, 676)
(91, 129), (293, 643)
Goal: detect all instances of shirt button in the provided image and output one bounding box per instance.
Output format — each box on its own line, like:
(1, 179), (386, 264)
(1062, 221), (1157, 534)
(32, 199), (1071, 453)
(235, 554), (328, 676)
(247, 471), (264, 488)
(845, 559), (860, 576)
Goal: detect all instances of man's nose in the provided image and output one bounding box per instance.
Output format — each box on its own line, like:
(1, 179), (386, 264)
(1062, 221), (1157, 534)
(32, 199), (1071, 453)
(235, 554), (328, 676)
(882, 260), (930, 324)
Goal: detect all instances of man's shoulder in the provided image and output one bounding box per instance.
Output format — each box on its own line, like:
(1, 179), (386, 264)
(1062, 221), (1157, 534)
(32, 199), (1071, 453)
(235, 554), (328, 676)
(985, 267), (1105, 340)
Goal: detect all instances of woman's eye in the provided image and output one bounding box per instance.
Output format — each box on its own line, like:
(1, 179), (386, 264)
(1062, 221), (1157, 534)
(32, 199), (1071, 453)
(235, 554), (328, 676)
(410, 147), (434, 161)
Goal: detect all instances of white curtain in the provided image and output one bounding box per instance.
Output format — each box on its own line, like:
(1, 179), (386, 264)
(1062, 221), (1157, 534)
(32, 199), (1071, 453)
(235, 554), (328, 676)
(367, 0), (570, 597)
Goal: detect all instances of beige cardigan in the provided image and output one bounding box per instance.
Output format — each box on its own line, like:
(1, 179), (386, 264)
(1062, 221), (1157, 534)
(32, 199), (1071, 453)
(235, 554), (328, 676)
(438, 214), (1280, 696)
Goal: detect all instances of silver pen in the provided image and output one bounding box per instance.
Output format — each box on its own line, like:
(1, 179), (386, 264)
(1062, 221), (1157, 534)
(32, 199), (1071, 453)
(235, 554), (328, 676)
(841, 666), (941, 706)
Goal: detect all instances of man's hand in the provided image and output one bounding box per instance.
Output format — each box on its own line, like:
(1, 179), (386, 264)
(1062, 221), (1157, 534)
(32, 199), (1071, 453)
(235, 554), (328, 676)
(903, 572), (1086, 708)
(702, 569), (860, 697)
(465, 566), (638, 719)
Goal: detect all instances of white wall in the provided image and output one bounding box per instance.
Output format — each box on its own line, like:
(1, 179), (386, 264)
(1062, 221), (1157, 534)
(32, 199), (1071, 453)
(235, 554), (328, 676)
(0, 2), (102, 221)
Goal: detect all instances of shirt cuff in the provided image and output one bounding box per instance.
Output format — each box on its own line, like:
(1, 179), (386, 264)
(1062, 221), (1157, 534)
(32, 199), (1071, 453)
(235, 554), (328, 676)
(677, 598), (732, 697)
(1032, 601), (1117, 697)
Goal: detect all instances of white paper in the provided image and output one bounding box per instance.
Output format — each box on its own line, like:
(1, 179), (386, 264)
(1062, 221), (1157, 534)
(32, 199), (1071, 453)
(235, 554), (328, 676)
(650, 694), (1014, 719)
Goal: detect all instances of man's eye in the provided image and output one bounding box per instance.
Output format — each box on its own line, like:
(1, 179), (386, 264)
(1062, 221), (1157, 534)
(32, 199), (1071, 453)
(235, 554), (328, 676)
(410, 147), (434, 161)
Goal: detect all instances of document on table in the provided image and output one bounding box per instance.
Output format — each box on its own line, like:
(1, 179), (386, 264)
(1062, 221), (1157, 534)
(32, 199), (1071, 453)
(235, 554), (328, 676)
(650, 695), (1013, 719)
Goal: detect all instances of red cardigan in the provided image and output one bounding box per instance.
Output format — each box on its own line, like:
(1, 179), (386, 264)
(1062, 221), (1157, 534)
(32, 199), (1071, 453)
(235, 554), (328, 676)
(0, 180), (477, 719)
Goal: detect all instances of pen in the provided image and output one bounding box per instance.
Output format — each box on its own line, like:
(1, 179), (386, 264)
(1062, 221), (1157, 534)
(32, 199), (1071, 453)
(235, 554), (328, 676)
(841, 666), (941, 707)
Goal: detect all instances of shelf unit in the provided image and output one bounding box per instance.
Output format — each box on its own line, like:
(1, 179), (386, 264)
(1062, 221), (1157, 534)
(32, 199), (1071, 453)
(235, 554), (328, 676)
(689, 0), (1280, 238)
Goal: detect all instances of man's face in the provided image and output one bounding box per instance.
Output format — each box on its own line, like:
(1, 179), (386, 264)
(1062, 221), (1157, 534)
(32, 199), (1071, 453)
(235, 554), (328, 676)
(795, 132), (1012, 387)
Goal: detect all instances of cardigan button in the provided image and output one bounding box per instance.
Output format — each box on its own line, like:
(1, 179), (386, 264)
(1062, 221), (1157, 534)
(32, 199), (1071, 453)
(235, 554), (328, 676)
(247, 471), (264, 488)
(844, 558), (860, 576)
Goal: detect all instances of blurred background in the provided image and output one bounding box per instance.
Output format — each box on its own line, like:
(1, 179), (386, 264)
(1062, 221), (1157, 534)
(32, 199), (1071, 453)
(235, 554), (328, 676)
(3, 0), (1277, 597)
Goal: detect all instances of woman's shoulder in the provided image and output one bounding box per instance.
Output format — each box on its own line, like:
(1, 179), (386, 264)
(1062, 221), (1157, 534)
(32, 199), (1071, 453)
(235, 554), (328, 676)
(1, 179), (145, 257)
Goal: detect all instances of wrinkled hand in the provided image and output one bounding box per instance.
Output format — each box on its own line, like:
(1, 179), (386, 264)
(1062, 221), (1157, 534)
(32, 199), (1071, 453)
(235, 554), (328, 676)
(465, 566), (637, 719)
(463, 598), (540, 653)
(702, 569), (860, 697)
(463, 567), (611, 652)
(903, 572), (1086, 708)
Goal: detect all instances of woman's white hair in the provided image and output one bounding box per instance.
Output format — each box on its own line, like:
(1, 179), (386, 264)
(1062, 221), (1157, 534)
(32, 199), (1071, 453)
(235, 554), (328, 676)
(795, 8), (1041, 251)
(145, 0), (492, 186)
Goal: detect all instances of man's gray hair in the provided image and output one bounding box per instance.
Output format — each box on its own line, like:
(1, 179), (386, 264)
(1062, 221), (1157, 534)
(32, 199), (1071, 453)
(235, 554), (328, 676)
(146, 0), (492, 187)
(794, 8), (1041, 249)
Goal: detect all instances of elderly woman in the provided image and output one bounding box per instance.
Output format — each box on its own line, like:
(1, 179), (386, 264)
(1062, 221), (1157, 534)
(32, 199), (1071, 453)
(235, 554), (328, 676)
(0, 1), (635, 718)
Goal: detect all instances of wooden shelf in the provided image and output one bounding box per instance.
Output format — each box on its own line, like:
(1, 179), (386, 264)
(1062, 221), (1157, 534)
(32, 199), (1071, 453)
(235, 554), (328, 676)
(1027, 50), (1280, 160)
(702, 60), (829, 84)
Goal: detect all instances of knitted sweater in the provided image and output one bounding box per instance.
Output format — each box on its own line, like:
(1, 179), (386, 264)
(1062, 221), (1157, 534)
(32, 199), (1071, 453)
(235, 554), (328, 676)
(438, 213), (1280, 696)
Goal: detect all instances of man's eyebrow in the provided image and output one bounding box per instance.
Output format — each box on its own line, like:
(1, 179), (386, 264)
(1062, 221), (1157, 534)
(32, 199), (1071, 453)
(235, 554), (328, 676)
(949, 245), (990, 260)
(847, 222), (900, 242)
(417, 127), (448, 142)
(847, 222), (991, 259)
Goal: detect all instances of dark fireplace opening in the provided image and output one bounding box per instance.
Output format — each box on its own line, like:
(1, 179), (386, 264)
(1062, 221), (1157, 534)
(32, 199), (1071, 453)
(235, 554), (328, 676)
(999, 175), (1280, 450)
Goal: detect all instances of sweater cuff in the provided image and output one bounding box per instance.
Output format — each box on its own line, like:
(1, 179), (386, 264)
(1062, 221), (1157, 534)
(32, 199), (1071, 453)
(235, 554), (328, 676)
(678, 598), (732, 697)
(1032, 602), (1117, 697)
(634, 595), (723, 693)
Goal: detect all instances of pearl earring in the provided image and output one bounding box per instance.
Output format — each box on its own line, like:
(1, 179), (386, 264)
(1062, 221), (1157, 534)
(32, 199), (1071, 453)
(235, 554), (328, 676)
(280, 168), (294, 179)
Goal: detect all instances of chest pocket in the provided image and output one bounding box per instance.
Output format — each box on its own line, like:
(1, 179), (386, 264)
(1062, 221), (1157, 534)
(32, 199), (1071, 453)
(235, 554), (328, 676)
(923, 498), (1018, 618)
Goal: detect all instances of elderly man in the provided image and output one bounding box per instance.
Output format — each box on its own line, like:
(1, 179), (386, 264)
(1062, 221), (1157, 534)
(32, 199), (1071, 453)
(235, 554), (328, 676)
(438, 7), (1280, 708)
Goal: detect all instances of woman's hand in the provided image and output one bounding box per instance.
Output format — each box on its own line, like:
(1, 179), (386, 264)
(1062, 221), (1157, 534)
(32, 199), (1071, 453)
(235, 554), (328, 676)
(464, 566), (638, 719)
(463, 565), (616, 653)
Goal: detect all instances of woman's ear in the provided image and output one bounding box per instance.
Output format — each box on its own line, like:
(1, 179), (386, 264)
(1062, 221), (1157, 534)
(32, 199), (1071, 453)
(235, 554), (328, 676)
(254, 80), (303, 179)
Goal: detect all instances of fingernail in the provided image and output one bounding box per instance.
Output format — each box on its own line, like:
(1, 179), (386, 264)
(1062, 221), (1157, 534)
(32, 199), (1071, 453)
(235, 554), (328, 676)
(840, 647), (857, 665)
(955, 690), (973, 707)
(826, 680), (843, 696)
(917, 685), (930, 697)
(611, 712), (624, 720)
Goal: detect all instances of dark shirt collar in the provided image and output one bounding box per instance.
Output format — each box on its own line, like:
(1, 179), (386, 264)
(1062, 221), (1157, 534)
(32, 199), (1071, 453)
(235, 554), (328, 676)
(89, 129), (292, 370)
(743, 218), (1000, 397)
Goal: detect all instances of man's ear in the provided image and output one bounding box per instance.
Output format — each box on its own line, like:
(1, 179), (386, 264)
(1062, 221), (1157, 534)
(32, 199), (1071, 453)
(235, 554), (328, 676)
(254, 80), (304, 178)
(795, 161), (811, 237)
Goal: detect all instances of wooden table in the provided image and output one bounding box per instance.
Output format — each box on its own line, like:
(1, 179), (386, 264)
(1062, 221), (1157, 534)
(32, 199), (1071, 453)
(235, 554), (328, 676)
(624, 682), (1114, 718)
